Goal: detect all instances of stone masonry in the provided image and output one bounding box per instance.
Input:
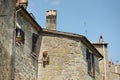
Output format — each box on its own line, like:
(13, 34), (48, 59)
(0, 0), (16, 80)
(93, 36), (120, 80)
(14, 8), (41, 80)
(0, 0), (42, 80)
(37, 10), (102, 80)
(108, 61), (120, 80)
(93, 36), (109, 80)
(37, 31), (101, 80)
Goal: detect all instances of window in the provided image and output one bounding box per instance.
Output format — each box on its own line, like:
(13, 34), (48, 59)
(31, 33), (39, 58)
(15, 28), (25, 46)
(86, 49), (95, 77)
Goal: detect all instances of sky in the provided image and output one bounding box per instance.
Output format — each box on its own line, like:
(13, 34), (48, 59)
(27, 0), (120, 63)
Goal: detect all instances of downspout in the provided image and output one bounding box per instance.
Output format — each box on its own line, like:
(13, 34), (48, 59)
(103, 42), (107, 80)
(11, 8), (22, 80)
(16, 9), (22, 28)
(115, 65), (118, 73)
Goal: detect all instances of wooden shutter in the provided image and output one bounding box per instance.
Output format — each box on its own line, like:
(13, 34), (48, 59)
(86, 49), (91, 72)
(20, 29), (25, 44)
(92, 54), (95, 76)
(86, 49), (90, 60)
(32, 33), (38, 54)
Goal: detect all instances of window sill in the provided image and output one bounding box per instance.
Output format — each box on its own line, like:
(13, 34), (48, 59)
(15, 41), (24, 46)
(88, 71), (95, 78)
(31, 52), (38, 60)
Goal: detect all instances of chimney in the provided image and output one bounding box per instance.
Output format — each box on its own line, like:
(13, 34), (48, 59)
(46, 10), (57, 30)
(16, 0), (28, 9)
(99, 35), (104, 43)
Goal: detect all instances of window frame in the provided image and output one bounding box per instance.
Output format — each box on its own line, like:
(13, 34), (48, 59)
(86, 49), (95, 77)
(31, 33), (39, 58)
(15, 28), (25, 46)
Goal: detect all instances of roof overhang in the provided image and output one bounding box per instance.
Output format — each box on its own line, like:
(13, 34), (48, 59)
(92, 42), (108, 47)
(17, 7), (42, 33)
(81, 37), (104, 60)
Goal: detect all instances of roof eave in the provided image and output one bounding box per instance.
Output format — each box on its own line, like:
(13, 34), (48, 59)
(18, 7), (42, 33)
(80, 36), (104, 60)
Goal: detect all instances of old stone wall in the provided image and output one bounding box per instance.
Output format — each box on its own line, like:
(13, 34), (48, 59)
(38, 32), (100, 80)
(0, 42), (9, 80)
(0, 0), (15, 80)
(108, 64), (120, 80)
(93, 39), (120, 80)
(13, 12), (40, 80)
(93, 44), (109, 80)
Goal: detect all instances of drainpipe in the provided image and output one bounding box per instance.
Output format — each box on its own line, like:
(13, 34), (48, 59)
(16, 8), (22, 28)
(103, 42), (107, 80)
(115, 65), (118, 73)
(11, 8), (22, 80)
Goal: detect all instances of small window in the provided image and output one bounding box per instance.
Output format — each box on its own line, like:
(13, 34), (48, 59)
(15, 28), (25, 46)
(31, 33), (39, 58)
(86, 49), (95, 77)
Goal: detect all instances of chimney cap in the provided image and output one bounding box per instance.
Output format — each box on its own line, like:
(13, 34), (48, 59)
(16, 0), (28, 9)
(46, 10), (57, 16)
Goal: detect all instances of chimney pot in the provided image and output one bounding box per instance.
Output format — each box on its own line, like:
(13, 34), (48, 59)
(46, 10), (57, 30)
(16, 0), (28, 9)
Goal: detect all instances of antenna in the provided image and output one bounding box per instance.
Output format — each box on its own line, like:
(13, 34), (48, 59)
(84, 22), (87, 37)
(85, 30), (87, 37)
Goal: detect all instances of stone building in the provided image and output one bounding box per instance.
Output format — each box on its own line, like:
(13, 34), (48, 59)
(14, 7), (42, 80)
(93, 36), (109, 80)
(3, 0), (120, 80)
(37, 10), (103, 80)
(0, 0), (103, 80)
(0, 1), (16, 80)
(0, 0), (42, 80)
(108, 60), (120, 80)
(93, 36), (120, 80)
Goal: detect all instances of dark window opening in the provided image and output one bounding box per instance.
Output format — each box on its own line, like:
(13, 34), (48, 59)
(86, 49), (95, 77)
(31, 33), (39, 58)
(15, 28), (25, 46)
